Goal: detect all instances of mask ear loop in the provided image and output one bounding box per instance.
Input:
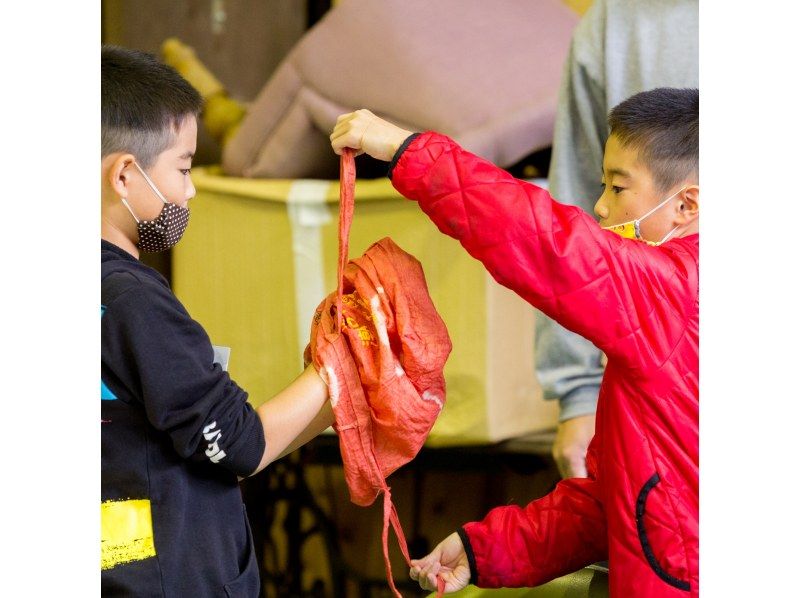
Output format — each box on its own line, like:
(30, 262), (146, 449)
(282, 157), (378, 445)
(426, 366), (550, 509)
(639, 185), (687, 221)
(635, 185), (687, 242)
(133, 161), (169, 205)
(651, 225), (680, 246)
(120, 197), (140, 223)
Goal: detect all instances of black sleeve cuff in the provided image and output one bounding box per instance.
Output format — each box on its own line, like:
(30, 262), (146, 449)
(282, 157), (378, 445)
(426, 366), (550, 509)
(207, 391), (267, 477)
(235, 402), (266, 477)
(457, 527), (478, 586)
(387, 132), (421, 180)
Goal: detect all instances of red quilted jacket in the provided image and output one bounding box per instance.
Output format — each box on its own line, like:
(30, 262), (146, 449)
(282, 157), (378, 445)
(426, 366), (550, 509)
(389, 132), (699, 597)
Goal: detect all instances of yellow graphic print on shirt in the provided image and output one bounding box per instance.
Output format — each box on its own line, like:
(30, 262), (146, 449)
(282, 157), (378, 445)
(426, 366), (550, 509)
(101, 499), (157, 570)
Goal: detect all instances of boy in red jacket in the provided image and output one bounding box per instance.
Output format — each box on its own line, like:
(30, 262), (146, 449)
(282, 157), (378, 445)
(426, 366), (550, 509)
(331, 87), (699, 597)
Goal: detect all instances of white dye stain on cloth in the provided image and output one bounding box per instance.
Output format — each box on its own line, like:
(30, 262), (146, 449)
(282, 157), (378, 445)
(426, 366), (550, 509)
(370, 295), (408, 380)
(421, 390), (444, 412)
(370, 295), (391, 348)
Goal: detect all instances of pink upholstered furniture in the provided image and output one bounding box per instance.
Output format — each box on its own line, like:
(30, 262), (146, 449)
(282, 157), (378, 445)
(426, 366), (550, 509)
(223, 0), (577, 179)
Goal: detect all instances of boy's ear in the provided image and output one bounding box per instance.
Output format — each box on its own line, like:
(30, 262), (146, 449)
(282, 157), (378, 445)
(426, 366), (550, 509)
(107, 153), (136, 198)
(675, 185), (699, 225)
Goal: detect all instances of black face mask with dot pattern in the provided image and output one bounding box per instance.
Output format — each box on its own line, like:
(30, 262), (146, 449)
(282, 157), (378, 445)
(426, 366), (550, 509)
(135, 202), (190, 253)
(122, 162), (191, 253)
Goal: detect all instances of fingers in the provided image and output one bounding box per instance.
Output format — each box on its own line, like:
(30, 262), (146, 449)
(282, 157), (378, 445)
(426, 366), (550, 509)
(330, 126), (355, 155)
(552, 416), (594, 479)
(419, 561), (441, 592)
(552, 448), (566, 478)
(330, 114), (357, 138)
(330, 109), (373, 155)
(411, 566), (467, 594)
(330, 124), (363, 156)
(554, 451), (586, 479)
(409, 554), (434, 580)
(566, 458), (587, 478)
(409, 564), (419, 582)
(409, 549), (441, 591)
(572, 457), (588, 478)
(420, 551), (442, 591)
(334, 108), (371, 126)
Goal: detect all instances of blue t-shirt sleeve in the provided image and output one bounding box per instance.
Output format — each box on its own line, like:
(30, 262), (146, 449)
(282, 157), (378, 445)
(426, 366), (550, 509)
(101, 276), (265, 476)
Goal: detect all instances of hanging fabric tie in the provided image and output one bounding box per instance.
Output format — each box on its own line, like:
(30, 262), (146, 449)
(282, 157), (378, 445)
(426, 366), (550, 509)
(305, 149), (451, 597)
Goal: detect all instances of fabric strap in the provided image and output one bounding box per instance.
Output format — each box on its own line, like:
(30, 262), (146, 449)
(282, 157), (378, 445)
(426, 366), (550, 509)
(337, 150), (445, 598)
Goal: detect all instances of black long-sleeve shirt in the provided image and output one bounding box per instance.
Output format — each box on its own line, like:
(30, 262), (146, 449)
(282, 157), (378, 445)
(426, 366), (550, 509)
(101, 240), (264, 597)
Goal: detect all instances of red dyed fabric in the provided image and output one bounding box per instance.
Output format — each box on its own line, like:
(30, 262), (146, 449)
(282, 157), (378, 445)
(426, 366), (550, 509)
(305, 149), (451, 597)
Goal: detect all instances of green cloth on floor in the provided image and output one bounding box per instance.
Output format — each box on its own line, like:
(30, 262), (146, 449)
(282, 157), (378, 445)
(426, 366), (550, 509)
(428, 567), (608, 598)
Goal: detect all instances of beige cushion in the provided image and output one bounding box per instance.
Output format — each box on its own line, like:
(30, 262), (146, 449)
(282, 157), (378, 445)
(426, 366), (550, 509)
(223, 0), (578, 179)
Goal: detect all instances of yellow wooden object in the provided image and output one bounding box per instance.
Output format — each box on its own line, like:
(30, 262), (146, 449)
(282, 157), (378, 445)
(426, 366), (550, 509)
(203, 93), (247, 144)
(161, 37), (225, 98)
(160, 38), (248, 145)
(172, 168), (558, 446)
(562, 0), (594, 16)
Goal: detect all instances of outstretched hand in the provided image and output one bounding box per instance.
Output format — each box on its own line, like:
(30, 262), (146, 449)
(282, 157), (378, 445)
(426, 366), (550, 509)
(409, 532), (471, 594)
(330, 109), (414, 162)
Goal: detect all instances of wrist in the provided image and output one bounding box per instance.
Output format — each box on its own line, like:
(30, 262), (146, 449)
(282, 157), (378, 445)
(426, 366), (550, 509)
(390, 129), (413, 155)
(456, 527), (478, 586)
(387, 132), (422, 179)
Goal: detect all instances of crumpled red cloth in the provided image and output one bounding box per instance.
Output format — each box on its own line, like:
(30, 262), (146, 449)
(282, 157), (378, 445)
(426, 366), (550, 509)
(305, 149), (451, 597)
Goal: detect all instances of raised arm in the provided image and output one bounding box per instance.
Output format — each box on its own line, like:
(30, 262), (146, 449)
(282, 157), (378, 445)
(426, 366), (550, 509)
(331, 111), (698, 368)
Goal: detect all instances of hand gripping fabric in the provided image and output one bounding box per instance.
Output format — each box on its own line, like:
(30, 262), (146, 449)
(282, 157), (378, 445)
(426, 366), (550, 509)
(305, 149), (451, 597)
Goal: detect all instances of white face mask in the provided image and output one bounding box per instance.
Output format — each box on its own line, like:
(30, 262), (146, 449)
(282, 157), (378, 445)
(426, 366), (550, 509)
(602, 186), (686, 246)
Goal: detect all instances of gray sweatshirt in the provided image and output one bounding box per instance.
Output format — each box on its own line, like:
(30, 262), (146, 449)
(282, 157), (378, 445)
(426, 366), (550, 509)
(542, 0), (699, 421)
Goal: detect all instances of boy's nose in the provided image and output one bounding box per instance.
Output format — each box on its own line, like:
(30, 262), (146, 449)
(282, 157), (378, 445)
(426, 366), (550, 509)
(594, 199), (609, 220)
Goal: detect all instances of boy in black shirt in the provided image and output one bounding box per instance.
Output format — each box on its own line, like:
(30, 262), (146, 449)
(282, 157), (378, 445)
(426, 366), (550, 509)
(101, 45), (332, 597)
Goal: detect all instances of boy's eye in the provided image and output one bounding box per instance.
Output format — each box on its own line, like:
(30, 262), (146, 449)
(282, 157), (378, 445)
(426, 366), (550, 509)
(180, 169), (192, 176)
(600, 182), (624, 194)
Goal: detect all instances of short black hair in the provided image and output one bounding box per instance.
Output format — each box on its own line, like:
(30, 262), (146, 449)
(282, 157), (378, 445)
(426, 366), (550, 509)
(608, 88), (699, 192)
(102, 45), (202, 168)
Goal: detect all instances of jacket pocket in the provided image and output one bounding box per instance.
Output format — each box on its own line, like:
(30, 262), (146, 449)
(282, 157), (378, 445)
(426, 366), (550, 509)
(636, 473), (691, 592)
(224, 505), (261, 598)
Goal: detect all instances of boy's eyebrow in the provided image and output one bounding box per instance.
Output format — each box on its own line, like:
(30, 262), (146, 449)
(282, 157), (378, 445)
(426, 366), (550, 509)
(604, 167), (631, 179)
(179, 151), (195, 160)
